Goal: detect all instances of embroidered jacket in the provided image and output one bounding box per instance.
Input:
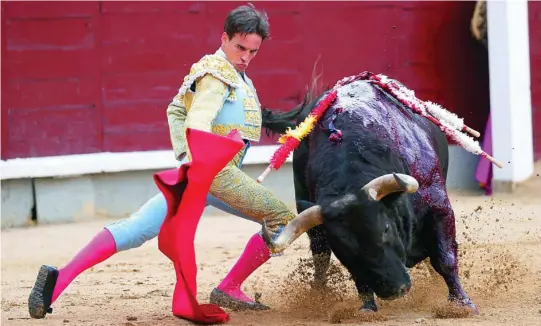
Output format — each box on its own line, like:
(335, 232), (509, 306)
(165, 49), (296, 247)
(167, 49), (262, 160)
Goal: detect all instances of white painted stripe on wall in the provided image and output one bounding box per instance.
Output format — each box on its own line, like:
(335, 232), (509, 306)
(0, 145), (290, 180)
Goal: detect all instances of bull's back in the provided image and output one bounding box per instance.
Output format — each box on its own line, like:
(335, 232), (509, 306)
(308, 80), (446, 194)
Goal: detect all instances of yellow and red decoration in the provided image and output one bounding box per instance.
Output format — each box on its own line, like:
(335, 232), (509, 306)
(257, 71), (502, 184)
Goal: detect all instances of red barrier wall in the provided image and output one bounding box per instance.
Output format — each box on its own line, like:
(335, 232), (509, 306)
(2, 1), (539, 160)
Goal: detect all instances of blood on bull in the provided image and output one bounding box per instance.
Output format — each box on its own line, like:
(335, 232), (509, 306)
(259, 71), (502, 314)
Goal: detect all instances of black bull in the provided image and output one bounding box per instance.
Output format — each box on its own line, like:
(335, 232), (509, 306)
(259, 77), (478, 313)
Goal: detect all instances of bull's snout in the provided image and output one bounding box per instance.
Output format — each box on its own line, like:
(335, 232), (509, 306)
(377, 282), (411, 301)
(398, 283), (411, 296)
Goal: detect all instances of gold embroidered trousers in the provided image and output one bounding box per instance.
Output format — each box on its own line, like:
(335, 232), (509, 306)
(208, 145), (296, 242)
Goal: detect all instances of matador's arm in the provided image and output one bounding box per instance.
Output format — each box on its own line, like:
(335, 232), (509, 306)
(167, 74), (230, 160)
(166, 99), (188, 160)
(185, 74), (229, 133)
(183, 74), (230, 159)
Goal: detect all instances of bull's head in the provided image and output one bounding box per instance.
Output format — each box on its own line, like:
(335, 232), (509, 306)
(261, 173), (419, 300)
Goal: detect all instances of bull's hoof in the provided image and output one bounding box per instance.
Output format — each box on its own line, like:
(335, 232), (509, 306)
(28, 265), (58, 319)
(455, 301), (479, 315)
(359, 299), (378, 313)
(433, 296), (479, 319)
(209, 288), (270, 311)
(450, 296), (479, 315)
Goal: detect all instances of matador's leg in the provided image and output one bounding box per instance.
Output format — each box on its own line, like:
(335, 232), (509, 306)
(208, 150), (297, 311)
(209, 163), (295, 240)
(27, 148), (255, 319)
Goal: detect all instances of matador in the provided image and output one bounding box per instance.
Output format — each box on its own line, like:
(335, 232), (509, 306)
(28, 4), (305, 319)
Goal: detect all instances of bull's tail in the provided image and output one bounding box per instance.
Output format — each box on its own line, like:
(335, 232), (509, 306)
(262, 57), (327, 137)
(261, 105), (305, 136)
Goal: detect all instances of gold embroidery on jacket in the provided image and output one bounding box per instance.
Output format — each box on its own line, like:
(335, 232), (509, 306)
(226, 88), (237, 102)
(244, 111), (262, 126)
(243, 96), (259, 110)
(176, 55), (239, 108)
(168, 55), (239, 159)
(183, 75), (230, 160)
(239, 84), (261, 139)
(211, 124), (261, 141)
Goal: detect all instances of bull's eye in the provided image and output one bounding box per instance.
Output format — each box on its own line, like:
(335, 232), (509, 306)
(384, 223), (390, 233)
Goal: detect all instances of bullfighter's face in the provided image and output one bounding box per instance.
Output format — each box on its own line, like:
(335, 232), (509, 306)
(322, 190), (413, 300)
(220, 32), (262, 73)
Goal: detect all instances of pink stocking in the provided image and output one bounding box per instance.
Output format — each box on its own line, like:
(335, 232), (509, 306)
(51, 229), (117, 304)
(217, 233), (271, 302)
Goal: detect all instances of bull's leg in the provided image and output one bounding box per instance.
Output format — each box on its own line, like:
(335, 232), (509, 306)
(353, 278), (378, 312)
(429, 209), (478, 314)
(292, 137), (331, 289)
(306, 225), (331, 288)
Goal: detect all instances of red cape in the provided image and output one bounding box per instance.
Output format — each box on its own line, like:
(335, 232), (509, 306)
(153, 128), (245, 324)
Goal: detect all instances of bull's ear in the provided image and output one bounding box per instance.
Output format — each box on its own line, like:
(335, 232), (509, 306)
(296, 200), (316, 213)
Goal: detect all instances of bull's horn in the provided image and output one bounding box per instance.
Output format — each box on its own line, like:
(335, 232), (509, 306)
(362, 173), (419, 201)
(261, 205), (323, 254)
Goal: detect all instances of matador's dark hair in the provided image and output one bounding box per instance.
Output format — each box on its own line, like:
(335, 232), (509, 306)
(224, 3), (270, 40)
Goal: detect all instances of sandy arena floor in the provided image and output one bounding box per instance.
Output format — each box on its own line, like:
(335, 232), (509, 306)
(2, 166), (541, 325)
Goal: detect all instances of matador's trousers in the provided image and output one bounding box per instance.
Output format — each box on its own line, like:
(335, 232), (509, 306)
(105, 141), (295, 252)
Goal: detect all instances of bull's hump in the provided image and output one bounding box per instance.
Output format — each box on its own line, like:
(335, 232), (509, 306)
(331, 79), (440, 186)
(335, 80), (375, 113)
(334, 80), (386, 130)
(333, 80), (425, 136)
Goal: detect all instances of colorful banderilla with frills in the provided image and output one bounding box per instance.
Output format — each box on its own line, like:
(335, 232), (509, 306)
(257, 71), (502, 184)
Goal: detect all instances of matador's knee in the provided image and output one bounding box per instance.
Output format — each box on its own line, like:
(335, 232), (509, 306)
(208, 156), (296, 253)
